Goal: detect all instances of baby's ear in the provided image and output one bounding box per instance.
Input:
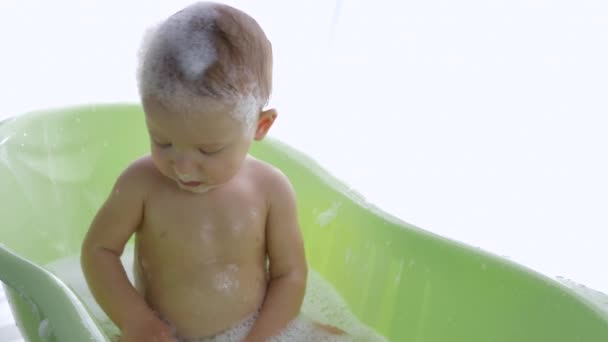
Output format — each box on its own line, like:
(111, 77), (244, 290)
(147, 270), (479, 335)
(254, 108), (277, 141)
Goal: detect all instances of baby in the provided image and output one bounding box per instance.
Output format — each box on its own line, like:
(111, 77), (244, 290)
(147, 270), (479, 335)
(81, 2), (348, 342)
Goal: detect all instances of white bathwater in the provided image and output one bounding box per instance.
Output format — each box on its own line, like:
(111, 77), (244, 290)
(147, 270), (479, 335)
(45, 245), (387, 341)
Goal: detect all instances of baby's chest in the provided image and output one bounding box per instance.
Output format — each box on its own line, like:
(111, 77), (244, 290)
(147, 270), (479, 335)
(140, 193), (267, 257)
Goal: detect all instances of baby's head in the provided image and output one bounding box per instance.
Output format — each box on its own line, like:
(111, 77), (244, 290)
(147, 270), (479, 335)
(137, 2), (276, 193)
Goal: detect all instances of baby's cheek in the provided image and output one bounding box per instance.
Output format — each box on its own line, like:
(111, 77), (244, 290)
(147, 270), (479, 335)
(207, 158), (234, 182)
(151, 151), (172, 176)
(228, 153), (246, 174)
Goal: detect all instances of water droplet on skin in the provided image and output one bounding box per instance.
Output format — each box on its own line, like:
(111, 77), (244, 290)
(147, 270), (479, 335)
(213, 264), (240, 293)
(249, 209), (259, 219)
(201, 221), (213, 230)
(201, 257), (218, 265)
(232, 222), (244, 236)
(200, 230), (212, 241)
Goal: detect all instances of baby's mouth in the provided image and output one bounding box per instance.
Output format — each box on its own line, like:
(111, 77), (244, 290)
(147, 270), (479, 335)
(175, 174), (204, 187)
(179, 179), (203, 187)
(178, 179), (203, 187)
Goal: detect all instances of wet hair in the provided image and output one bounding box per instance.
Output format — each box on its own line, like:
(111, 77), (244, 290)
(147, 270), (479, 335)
(137, 2), (273, 127)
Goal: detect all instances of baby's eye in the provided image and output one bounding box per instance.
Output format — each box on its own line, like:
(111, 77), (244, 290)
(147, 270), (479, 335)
(154, 141), (172, 149)
(199, 147), (223, 155)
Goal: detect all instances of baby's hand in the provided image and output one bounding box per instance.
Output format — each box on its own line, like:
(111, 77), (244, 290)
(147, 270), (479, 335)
(119, 316), (176, 342)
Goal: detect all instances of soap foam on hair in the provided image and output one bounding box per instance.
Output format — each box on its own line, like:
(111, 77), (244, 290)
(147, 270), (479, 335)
(137, 3), (219, 98)
(137, 2), (264, 130)
(161, 2), (219, 82)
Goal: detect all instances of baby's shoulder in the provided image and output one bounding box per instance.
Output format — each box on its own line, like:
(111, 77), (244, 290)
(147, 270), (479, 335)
(121, 155), (158, 179)
(113, 155), (160, 192)
(244, 156), (286, 182)
(244, 156), (295, 200)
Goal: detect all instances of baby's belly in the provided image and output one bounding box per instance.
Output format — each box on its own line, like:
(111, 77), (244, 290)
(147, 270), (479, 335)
(135, 258), (267, 338)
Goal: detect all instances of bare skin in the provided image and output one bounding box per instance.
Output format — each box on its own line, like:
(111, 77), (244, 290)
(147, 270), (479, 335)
(134, 154), (291, 338)
(81, 97), (345, 341)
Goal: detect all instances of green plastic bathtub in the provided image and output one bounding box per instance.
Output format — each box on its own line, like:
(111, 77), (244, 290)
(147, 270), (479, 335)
(1, 104), (607, 341)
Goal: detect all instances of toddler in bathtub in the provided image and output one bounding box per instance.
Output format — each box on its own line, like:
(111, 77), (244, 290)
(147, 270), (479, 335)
(81, 2), (347, 341)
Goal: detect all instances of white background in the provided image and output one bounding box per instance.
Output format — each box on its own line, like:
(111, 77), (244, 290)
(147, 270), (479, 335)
(1, 0), (607, 298)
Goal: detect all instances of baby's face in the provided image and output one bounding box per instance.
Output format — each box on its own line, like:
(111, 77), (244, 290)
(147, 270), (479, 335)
(143, 97), (255, 194)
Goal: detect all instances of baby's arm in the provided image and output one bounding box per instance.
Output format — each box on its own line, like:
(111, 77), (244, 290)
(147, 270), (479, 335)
(245, 169), (308, 342)
(81, 160), (174, 342)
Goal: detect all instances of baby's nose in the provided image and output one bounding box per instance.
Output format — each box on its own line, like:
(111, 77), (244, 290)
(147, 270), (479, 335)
(173, 155), (198, 175)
